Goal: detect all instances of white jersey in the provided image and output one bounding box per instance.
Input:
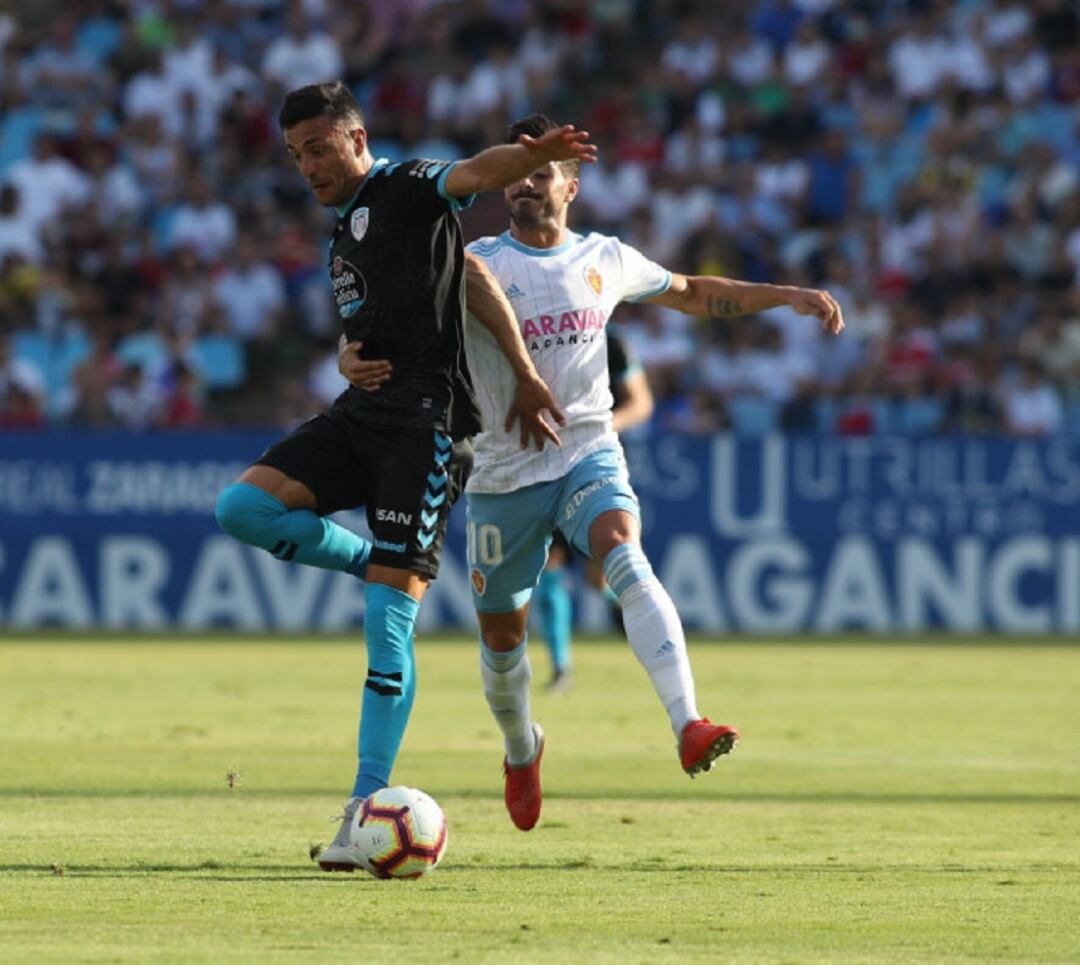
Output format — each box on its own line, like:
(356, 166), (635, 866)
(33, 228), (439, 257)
(464, 230), (670, 493)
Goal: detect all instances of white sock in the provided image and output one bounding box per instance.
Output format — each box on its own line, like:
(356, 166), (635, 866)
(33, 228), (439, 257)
(619, 577), (700, 738)
(480, 642), (537, 766)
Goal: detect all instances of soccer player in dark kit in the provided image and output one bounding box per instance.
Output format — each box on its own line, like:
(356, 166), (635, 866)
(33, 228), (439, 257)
(213, 82), (596, 870)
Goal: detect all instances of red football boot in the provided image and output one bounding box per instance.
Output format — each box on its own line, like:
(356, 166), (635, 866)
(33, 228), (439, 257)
(679, 719), (739, 777)
(504, 724), (544, 830)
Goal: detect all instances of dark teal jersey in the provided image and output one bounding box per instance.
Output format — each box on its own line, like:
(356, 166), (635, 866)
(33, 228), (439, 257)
(328, 157), (481, 439)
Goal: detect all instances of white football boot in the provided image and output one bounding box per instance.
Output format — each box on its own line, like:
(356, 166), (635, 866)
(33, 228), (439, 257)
(317, 796), (364, 872)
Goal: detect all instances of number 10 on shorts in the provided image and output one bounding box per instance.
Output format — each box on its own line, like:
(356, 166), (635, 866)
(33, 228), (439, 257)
(467, 521), (504, 566)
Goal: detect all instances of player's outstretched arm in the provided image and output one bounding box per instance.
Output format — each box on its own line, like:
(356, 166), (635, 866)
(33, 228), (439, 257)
(649, 274), (845, 335)
(443, 125), (597, 198)
(464, 253), (567, 450)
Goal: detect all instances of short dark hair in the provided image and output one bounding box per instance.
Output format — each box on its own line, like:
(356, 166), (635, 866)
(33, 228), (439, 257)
(507, 113), (579, 177)
(278, 81), (365, 131)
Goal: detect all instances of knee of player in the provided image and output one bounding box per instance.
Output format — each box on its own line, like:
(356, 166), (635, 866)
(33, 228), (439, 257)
(481, 626), (527, 652)
(595, 531), (637, 568)
(588, 511), (638, 561)
(215, 482), (275, 541)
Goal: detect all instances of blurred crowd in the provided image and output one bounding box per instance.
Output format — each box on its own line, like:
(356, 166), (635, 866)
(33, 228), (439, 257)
(0, 0), (1078, 438)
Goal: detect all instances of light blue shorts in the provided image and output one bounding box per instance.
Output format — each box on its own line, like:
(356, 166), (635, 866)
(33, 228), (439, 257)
(466, 446), (640, 613)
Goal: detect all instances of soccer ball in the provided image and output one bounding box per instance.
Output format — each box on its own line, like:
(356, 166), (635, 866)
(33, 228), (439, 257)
(350, 786), (448, 879)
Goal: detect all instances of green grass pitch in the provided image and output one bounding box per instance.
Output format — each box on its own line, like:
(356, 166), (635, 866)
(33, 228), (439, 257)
(1, 635), (1078, 963)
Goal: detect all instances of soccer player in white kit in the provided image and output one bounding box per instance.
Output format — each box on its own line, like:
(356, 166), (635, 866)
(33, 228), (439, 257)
(464, 114), (845, 831)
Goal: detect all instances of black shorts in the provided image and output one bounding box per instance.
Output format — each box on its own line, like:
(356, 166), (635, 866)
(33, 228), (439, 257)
(255, 409), (472, 580)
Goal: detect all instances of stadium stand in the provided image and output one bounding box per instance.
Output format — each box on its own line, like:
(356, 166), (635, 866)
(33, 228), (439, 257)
(0, 0), (1077, 435)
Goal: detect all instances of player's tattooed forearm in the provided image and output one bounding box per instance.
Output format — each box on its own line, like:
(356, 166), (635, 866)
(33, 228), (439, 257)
(706, 295), (741, 317)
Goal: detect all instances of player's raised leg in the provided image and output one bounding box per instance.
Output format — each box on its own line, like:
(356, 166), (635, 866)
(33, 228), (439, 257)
(215, 469), (372, 576)
(592, 509), (738, 775)
(556, 449), (737, 777)
(214, 416), (373, 579)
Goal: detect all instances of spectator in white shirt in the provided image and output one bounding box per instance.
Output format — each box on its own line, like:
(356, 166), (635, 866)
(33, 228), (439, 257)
(164, 17), (215, 97)
(167, 176), (237, 263)
(0, 332), (46, 404)
(724, 20), (774, 88)
(308, 344), (349, 406)
(744, 324), (817, 403)
(888, 14), (950, 101)
(195, 48), (262, 145)
(5, 134), (90, 234)
(662, 18), (720, 86)
(577, 155), (650, 223)
(213, 235), (287, 342)
(784, 19), (830, 88)
(18, 15), (101, 108)
(459, 43), (528, 123)
(1002, 32), (1051, 104)
(665, 119), (726, 178)
(160, 245), (220, 337)
(123, 49), (183, 137)
(1003, 359), (1063, 436)
(124, 116), (184, 206)
(698, 325), (754, 398)
(652, 175), (718, 262)
(621, 303), (696, 400)
(946, 12), (996, 93)
(0, 183), (43, 265)
(83, 146), (144, 228)
(261, 10), (343, 91)
(984, 0), (1032, 48)
(106, 363), (164, 431)
(754, 140), (809, 206)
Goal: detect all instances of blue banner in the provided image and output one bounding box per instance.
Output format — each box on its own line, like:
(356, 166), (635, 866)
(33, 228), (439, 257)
(624, 435), (1079, 635)
(1, 432), (1077, 634)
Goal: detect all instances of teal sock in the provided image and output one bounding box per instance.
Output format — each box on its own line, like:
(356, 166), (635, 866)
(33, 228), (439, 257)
(215, 482), (370, 578)
(353, 583), (420, 798)
(535, 567), (572, 673)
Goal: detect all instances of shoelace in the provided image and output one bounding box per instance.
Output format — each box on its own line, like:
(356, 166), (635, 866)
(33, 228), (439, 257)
(330, 802), (355, 824)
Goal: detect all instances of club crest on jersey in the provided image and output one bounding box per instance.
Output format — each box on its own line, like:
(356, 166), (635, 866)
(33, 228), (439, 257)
(470, 568), (486, 596)
(350, 206), (369, 241)
(332, 255), (366, 318)
(585, 265), (603, 296)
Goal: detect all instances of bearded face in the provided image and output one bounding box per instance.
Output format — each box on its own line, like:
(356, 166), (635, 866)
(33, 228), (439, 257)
(505, 161), (578, 230)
